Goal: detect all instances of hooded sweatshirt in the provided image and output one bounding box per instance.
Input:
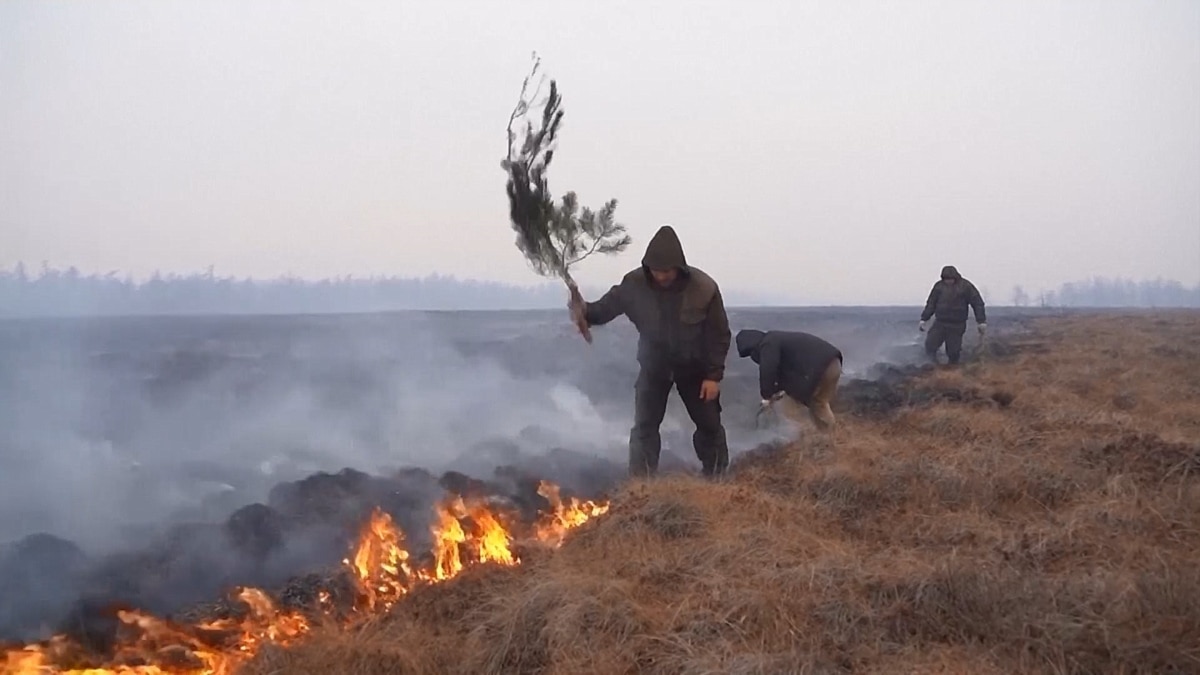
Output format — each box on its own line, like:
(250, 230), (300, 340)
(735, 329), (843, 404)
(583, 226), (732, 381)
(920, 265), (987, 324)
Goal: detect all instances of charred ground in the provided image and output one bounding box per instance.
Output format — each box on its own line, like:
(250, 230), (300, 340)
(0, 449), (628, 646)
(241, 313), (1200, 674)
(0, 308), (949, 650)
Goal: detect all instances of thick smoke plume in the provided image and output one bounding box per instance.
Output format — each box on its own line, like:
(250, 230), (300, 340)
(0, 306), (932, 641)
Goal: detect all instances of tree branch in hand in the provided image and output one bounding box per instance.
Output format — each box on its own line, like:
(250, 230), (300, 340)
(501, 52), (632, 345)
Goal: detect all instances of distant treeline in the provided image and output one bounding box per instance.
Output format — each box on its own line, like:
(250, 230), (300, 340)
(0, 263), (785, 316)
(0, 263), (567, 315)
(1, 264), (1195, 316)
(1011, 277), (1200, 309)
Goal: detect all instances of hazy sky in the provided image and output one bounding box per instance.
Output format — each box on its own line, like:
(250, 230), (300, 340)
(2, 0), (1198, 305)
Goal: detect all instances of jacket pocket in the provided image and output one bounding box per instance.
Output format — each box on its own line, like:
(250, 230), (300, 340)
(680, 305), (707, 325)
(675, 306), (707, 362)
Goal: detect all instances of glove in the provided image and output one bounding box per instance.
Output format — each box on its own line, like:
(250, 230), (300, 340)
(918, 320), (927, 332)
(978, 323), (987, 334)
(755, 398), (774, 426)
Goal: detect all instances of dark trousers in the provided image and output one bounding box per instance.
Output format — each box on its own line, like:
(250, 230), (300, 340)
(924, 320), (968, 364)
(630, 368), (729, 478)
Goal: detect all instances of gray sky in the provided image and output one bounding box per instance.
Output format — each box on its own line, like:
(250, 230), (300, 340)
(2, 0), (1198, 305)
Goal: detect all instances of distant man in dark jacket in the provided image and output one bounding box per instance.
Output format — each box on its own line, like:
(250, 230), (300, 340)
(735, 329), (844, 431)
(568, 225), (732, 478)
(919, 265), (987, 365)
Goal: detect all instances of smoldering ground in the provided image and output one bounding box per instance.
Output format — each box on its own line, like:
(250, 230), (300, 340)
(0, 306), (953, 642)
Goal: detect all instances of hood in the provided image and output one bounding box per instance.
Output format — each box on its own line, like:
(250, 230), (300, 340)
(641, 225), (688, 271)
(940, 265), (962, 281)
(736, 329), (765, 358)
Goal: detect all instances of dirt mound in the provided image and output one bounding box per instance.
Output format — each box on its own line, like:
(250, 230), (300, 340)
(0, 534), (89, 641)
(224, 503), (287, 560)
(728, 439), (791, 474)
(1083, 432), (1200, 481)
(829, 333), (1032, 419)
(835, 361), (1017, 418)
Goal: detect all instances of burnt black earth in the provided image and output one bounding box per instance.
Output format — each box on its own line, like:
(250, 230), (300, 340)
(0, 307), (1036, 646)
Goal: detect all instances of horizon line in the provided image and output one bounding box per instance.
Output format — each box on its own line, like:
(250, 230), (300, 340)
(1, 306), (1183, 323)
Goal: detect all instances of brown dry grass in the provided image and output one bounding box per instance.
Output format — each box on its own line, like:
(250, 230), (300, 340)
(243, 313), (1200, 675)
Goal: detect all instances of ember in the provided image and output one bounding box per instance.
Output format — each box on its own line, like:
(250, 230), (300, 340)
(1, 482), (609, 675)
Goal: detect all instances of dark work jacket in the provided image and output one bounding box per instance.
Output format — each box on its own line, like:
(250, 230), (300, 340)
(920, 265), (987, 324)
(583, 226), (732, 381)
(735, 329), (843, 404)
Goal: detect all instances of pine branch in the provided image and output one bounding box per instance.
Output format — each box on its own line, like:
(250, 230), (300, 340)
(564, 200), (630, 266)
(502, 53), (631, 288)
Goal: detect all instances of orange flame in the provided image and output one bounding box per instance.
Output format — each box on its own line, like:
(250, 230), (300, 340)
(467, 502), (517, 567)
(2, 482), (608, 675)
(427, 497), (469, 581)
(534, 480), (610, 547)
(3, 587), (308, 675)
(342, 508), (414, 612)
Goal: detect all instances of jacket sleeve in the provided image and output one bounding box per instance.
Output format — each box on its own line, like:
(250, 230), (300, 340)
(702, 287), (732, 382)
(757, 338), (783, 400)
(584, 284), (625, 326)
(969, 283), (987, 323)
(920, 283), (939, 322)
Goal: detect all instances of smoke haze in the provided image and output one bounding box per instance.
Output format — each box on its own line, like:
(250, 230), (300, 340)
(0, 307), (934, 550)
(0, 306), (948, 641)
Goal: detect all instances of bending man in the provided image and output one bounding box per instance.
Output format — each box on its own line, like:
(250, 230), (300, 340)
(735, 329), (844, 431)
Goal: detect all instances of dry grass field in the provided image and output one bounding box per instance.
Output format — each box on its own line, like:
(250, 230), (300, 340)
(236, 313), (1200, 675)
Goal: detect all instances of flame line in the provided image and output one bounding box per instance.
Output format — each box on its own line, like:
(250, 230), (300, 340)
(3, 481), (609, 675)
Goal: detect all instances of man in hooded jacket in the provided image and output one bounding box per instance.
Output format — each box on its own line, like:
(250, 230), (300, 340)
(735, 329), (844, 431)
(568, 225), (732, 478)
(919, 265), (987, 365)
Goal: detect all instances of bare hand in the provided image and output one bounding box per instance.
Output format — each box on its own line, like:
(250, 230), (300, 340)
(566, 288), (592, 342)
(568, 296), (584, 324)
(699, 379), (720, 401)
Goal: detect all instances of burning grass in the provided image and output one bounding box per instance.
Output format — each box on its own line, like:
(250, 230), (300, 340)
(6, 312), (1200, 674)
(1, 482), (608, 674)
